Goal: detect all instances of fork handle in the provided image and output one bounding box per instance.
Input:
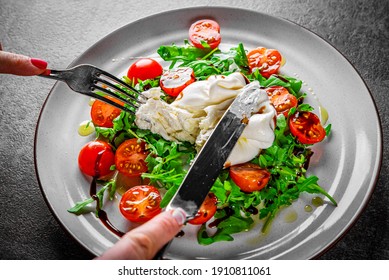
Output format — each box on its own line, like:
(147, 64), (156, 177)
(39, 68), (71, 81)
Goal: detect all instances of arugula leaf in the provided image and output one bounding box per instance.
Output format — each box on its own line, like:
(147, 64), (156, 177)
(197, 211), (254, 245)
(157, 43), (210, 65)
(325, 124), (332, 136)
(159, 185), (179, 208)
(157, 42), (250, 80)
(297, 103), (314, 112)
(297, 176), (337, 206)
(128, 127), (196, 206)
(248, 73), (303, 98)
(232, 43), (250, 72)
(183, 59), (224, 80)
(94, 111), (135, 147)
(67, 180), (116, 217)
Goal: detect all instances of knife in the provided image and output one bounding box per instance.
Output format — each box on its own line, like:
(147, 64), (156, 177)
(164, 81), (268, 216)
(153, 82), (267, 259)
(165, 82), (266, 221)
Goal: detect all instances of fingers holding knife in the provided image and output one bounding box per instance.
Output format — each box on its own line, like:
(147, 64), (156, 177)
(95, 208), (186, 260)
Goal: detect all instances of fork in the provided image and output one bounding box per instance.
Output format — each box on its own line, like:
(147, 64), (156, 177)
(40, 64), (146, 114)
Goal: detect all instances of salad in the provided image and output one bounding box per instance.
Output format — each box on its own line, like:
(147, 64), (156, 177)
(69, 19), (337, 245)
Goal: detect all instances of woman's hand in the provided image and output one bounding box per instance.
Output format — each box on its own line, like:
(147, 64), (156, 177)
(95, 208), (186, 260)
(0, 45), (48, 76)
(0, 44), (187, 260)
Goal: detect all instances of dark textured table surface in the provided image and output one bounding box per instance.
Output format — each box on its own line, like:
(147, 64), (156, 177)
(0, 0), (388, 260)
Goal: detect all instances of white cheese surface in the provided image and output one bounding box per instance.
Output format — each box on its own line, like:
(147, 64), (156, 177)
(135, 73), (276, 166)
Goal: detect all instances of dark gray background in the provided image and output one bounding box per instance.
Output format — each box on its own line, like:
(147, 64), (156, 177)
(0, 0), (388, 259)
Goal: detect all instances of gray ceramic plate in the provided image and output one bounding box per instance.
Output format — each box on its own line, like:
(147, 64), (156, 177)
(35, 7), (382, 259)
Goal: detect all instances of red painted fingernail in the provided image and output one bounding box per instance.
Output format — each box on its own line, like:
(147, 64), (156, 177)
(31, 58), (48, 69)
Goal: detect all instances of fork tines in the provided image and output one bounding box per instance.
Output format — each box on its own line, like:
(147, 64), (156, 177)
(91, 70), (146, 115)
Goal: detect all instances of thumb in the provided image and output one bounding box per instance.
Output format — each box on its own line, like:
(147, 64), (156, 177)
(95, 208), (186, 260)
(0, 50), (48, 76)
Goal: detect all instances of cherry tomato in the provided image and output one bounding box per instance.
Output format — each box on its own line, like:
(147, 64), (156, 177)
(115, 138), (149, 177)
(127, 58), (163, 85)
(160, 67), (196, 97)
(247, 47), (282, 78)
(91, 95), (123, 128)
(265, 86), (298, 117)
(289, 111), (326, 144)
(116, 173), (151, 196)
(188, 193), (218, 225)
(189, 19), (221, 49)
(229, 163), (271, 193)
(119, 185), (162, 223)
(78, 140), (115, 177)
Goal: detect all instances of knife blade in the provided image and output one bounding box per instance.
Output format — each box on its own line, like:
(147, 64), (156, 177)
(165, 82), (267, 220)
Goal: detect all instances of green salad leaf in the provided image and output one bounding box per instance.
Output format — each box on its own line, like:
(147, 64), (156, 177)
(157, 41), (210, 67)
(158, 42), (250, 80)
(68, 180), (116, 217)
(131, 128), (197, 208)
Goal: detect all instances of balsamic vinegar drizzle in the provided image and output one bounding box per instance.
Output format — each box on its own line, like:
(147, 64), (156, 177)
(208, 207), (234, 228)
(90, 177), (125, 237)
(91, 151), (125, 237)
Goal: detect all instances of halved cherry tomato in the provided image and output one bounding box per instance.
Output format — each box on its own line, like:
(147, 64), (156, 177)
(78, 140), (115, 177)
(289, 111), (326, 144)
(265, 86), (298, 117)
(188, 193), (218, 225)
(247, 47), (282, 78)
(116, 173), (151, 196)
(230, 163), (271, 193)
(119, 185), (162, 223)
(91, 95), (123, 128)
(189, 19), (221, 49)
(115, 138), (149, 177)
(127, 58), (163, 85)
(160, 67), (196, 97)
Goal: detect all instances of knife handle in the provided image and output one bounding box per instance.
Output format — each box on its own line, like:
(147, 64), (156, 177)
(153, 240), (173, 260)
